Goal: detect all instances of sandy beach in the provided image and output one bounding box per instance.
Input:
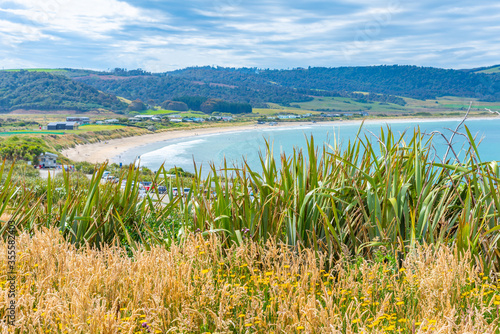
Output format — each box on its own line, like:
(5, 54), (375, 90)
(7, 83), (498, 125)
(62, 122), (313, 163)
(61, 116), (495, 163)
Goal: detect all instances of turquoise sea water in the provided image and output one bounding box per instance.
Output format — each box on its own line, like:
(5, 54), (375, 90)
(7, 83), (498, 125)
(115, 118), (500, 175)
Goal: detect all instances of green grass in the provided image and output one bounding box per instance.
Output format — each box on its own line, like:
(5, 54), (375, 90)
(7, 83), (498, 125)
(139, 109), (207, 118)
(294, 97), (406, 113)
(276, 96), (500, 115)
(253, 107), (319, 116)
(439, 104), (500, 110)
(0, 131), (62, 136)
(74, 124), (126, 132)
(476, 66), (500, 74)
(2, 68), (67, 73)
(0, 125), (127, 136)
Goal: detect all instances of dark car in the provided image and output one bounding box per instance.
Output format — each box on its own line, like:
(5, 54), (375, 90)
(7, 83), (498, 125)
(157, 186), (167, 194)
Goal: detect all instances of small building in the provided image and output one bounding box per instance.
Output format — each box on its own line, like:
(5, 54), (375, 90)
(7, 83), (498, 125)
(66, 117), (90, 124)
(104, 119), (119, 124)
(360, 111), (369, 117)
(47, 122), (79, 130)
(170, 119), (183, 123)
(134, 115), (155, 120)
(278, 115), (299, 119)
(38, 152), (58, 168)
(192, 118), (205, 123)
(96, 121), (104, 125)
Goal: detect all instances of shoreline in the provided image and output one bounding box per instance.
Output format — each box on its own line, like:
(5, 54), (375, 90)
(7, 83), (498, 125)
(61, 116), (498, 164)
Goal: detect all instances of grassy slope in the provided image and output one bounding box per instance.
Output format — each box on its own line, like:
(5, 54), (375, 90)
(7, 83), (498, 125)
(475, 66), (500, 74)
(2, 68), (68, 73)
(251, 96), (500, 116)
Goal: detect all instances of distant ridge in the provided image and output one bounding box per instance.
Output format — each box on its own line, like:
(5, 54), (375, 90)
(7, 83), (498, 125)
(1, 65), (500, 113)
(77, 65), (500, 104)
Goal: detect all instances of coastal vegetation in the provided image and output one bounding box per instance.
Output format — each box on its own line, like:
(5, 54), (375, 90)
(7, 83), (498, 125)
(1, 125), (500, 332)
(1, 230), (498, 333)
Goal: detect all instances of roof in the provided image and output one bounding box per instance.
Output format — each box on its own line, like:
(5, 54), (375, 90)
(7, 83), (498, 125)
(40, 152), (58, 158)
(47, 122), (78, 126)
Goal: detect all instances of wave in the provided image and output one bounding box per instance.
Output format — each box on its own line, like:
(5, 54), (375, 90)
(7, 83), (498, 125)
(139, 139), (207, 166)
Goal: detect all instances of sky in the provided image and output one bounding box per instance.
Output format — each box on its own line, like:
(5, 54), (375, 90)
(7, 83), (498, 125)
(0, 0), (499, 72)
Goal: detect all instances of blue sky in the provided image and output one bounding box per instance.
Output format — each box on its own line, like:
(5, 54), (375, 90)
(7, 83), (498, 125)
(0, 0), (499, 71)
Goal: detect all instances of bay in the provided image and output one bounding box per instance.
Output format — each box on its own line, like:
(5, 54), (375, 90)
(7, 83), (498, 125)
(115, 118), (500, 175)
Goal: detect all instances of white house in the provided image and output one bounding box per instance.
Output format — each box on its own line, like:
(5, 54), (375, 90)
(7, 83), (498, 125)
(38, 152), (58, 168)
(66, 117), (90, 124)
(134, 115), (155, 120)
(170, 119), (183, 123)
(278, 115), (299, 119)
(104, 119), (119, 124)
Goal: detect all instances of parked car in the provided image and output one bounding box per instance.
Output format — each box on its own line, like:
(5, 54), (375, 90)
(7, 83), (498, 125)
(141, 181), (153, 191)
(157, 186), (167, 194)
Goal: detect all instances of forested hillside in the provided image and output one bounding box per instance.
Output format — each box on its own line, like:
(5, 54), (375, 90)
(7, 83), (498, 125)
(0, 71), (127, 112)
(2, 65), (499, 114)
(76, 75), (310, 107)
(77, 65), (500, 108)
(171, 65), (500, 101)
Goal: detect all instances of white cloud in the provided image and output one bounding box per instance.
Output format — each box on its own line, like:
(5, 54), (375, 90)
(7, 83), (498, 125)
(0, 18), (52, 45)
(1, 0), (165, 39)
(1, 0), (500, 70)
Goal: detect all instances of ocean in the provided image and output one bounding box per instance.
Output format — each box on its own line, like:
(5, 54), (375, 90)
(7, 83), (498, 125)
(115, 118), (500, 175)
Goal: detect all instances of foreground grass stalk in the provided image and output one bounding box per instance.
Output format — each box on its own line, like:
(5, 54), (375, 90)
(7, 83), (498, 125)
(0, 229), (498, 333)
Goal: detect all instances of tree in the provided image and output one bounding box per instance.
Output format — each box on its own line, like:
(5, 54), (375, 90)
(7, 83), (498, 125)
(161, 100), (188, 111)
(128, 99), (146, 112)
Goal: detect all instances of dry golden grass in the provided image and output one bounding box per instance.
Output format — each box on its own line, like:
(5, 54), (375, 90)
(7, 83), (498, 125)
(0, 229), (499, 333)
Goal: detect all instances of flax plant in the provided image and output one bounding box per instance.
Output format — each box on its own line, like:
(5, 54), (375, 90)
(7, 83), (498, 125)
(184, 126), (500, 271)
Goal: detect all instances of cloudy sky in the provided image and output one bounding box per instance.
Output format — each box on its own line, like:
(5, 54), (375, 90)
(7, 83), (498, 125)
(0, 0), (499, 72)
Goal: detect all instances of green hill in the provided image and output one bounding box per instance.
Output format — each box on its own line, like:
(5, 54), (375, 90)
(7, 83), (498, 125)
(2, 65), (500, 114)
(76, 65), (500, 108)
(0, 70), (127, 112)
(472, 65), (500, 74)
